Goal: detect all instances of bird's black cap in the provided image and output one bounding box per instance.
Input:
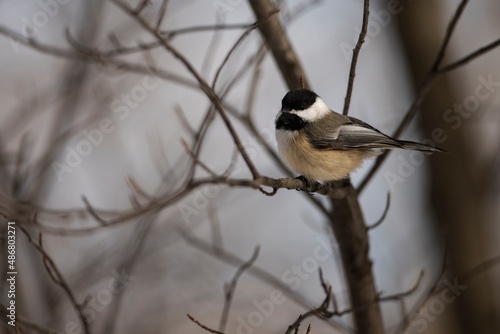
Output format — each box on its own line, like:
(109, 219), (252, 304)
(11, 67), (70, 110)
(281, 88), (318, 111)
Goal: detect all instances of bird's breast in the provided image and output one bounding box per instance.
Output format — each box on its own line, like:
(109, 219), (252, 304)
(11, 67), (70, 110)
(275, 129), (297, 158)
(275, 129), (368, 181)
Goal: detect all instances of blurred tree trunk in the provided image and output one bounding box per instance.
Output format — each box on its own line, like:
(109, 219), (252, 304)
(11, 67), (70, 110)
(249, 1), (384, 332)
(397, 1), (499, 333)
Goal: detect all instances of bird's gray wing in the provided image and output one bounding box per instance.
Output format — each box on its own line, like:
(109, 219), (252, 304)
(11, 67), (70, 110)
(310, 116), (404, 150)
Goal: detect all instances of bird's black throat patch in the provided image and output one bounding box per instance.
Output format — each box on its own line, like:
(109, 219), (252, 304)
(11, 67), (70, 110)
(275, 112), (309, 131)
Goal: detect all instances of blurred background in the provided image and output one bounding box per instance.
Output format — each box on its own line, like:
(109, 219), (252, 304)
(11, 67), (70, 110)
(0, 0), (499, 333)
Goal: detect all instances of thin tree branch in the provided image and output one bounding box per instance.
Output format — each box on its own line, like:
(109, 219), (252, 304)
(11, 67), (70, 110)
(134, 0), (151, 14)
(0, 25), (198, 89)
(458, 254), (500, 283)
(219, 246), (260, 332)
(378, 270), (424, 302)
(162, 23), (252, 38)
(0, 308), (60, 334)
(178, 228), (346, 332)
(286, 268), (424, 334)
(186, 44), (268, 183)
(208, 203), (224, 252)
(366, 192), (391, 230)
(103, 215), (154, 334)
(397, 250), (448, 333)
(16, 224), (91, 334)
(6, 114), (323, 238)
(342, 0), (370, 116)
(82, 196), (107, 226)
(155, 0), (169, 31)
(110, 0), (263, 179)
(180, 139), (218, 177)
(33, 175), (339, 236)
(438, 37), (500, 73)
(211, 9), (278, 89)
(430, 0), (469, 72)
(188, 314), (226, 334)
(100, 24), (254, 57)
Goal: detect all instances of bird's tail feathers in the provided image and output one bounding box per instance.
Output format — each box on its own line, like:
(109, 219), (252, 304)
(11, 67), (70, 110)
(399, 140), (446, 153)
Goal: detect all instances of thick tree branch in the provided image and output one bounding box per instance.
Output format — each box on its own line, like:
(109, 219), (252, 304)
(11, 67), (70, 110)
(328, 180), (383, 333)
(248, 0), (310, 89)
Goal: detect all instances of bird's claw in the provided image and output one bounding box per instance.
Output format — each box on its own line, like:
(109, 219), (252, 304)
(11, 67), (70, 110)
(295, 175), (320, 193)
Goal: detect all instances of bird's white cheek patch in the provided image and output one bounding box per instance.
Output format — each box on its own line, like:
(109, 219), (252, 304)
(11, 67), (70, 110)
(292, 97), (330, 122)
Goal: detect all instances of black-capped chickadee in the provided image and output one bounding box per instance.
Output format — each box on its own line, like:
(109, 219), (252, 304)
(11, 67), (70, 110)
(275, 88), (443, 183)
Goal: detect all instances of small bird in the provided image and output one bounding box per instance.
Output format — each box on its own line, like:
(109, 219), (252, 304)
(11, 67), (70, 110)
(275, 88), (443, 184)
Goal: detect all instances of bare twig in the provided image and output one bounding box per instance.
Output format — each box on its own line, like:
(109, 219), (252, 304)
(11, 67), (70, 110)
(438, 37), (500, 73)
(208, 203), (224, 252)
(188, 314), (226, 334)
(16, 224), (91, 334)
(285, 270), (332, 334)
(342, 0), (370, 116)
(11, 133), (30, 196)
(378, 270), (424, 302)
(221, 147), (239, 178)
(155, 0), (169, 31)
(186, 12), (277, 184)
(134, 0), (150, 14)
(180, 139), (218, 177)
(178, 228), (346, 332)
(96, 24), (254, 57)
(244, 47), (265, 121)
(174, 104), (196, 136)
(219, 246), (260, 332)
(0, 307), (60, 334)
(33, 175), (330, 235)
(110, 0), (261, 179)
(431, 0), (469, 72)
(82, 196), (107, 225)
(103, 215), (153, 334)
(366, 192), (391, 230)
(397, 250), (448, 333)
(458, 254), (500, 283)
(398, 252), (500, 333)
(187, 44), (264, 183)
(211, 8), (278, 89)
(126, 176), (157, 202)
(286, 268), (424, 334)
(0, 25), (198, 89)
(162, 23), (252, 38)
